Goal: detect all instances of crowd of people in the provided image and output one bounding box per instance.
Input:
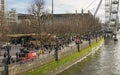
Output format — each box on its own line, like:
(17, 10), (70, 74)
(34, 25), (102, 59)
(1, 31), (104, 64)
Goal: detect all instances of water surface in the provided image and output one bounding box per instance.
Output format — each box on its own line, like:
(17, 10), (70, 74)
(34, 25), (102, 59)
(57, 35), (120, 75)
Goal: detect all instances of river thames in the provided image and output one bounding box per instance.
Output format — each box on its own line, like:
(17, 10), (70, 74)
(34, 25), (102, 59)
(57, 34), (120, 75)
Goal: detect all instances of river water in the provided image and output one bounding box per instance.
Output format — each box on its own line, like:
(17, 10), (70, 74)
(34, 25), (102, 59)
(57, 35), (120, 75)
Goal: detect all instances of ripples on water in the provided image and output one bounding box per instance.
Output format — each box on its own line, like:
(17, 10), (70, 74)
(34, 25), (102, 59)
(57, 35), (120, 75)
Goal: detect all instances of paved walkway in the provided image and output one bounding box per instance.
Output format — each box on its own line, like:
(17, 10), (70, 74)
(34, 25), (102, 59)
(0, 38), (98, 65)
(37, 39), (92, 60)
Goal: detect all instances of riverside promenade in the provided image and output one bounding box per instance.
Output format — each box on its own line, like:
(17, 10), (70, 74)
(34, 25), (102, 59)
(0, 37), (103, 75)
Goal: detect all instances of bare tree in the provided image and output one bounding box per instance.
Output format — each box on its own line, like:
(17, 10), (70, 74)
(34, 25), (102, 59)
(0, 11), (9, 42)
(0, 11), (5, 34)
(28, 0), (45, 50)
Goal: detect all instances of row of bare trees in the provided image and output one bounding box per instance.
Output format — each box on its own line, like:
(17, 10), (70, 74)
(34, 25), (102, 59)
(8, 0), (101, 35)
(8, 13), (101, 35)
(0, 11), (6, 34)
(0, 0), (102, 48)
(0, 11), (10, 41)
(51, 14), (101, 36)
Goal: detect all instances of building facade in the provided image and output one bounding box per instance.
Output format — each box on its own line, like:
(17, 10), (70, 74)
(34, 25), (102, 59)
(0, 0), (7, 15)
(16, 11), (101, 34)
(18, 14), (35, 26)
(8, 9), (18, 25)
(0, 0), (7, 30)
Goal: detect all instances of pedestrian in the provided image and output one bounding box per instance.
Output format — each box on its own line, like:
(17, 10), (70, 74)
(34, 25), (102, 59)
(11, 58), (15, 63)
(16, 52), (19, 62)
(48, 49), (51, 56)
(37, 53), (40, 59)
(4, 52), (6, 58)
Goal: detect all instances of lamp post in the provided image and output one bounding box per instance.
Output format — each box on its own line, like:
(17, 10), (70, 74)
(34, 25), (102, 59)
(4, 45), (11, 75)
(51, 0), (54, 33)
(77, 39), (80, 52)
(88, 32), (91, 46)
(54, 38), (58, 61)
(95, 31), (98, 42)
(51, 0), (58, 61)
(75, 10), (80, 52)
(52, 0), (53, 15)
(75, 36), (80, 52)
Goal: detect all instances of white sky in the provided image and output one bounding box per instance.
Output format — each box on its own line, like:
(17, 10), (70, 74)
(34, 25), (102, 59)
(8, 0), (120, 23)
(45, 0), (105, 22)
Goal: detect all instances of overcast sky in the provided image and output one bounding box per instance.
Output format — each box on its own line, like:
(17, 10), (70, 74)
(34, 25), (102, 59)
(8, 0), (106, 22)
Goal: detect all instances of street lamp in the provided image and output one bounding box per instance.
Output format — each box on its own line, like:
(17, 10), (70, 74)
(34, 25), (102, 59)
(4, 45), (11, 75)
(52, 0), (53, 15)
(75, 37), (80, 52)
(77, 40), (80, 52)
(95, 31), (98, 42)
(88, 32), (91, 46)
(51, 0), (54, 33)
(54, 38), (58, 61)
(51, 0), (58, 61)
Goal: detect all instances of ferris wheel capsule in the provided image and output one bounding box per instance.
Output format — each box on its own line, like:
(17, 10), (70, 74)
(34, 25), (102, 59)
(112, 0), (119, 4)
